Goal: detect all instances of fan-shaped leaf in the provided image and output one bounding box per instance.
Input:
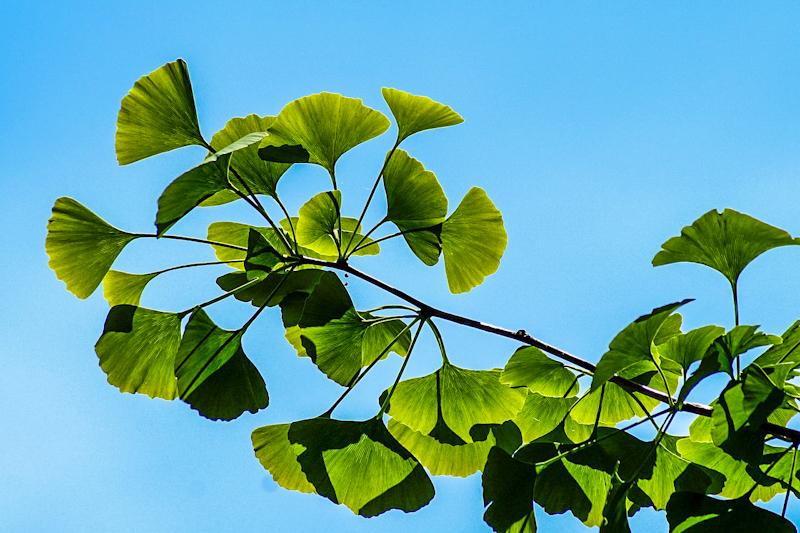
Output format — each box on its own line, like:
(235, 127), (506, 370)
(656, 325), (725, 373)
(94, 305), (181, 399)
(652, 209), (796, 286)
(46, 197), (139, 299)
(115, 59), (204, 165)
(482, 447), (537, 533)
(666, 492), (796, 532)
(382, 88), (463, 142)
(383, 149), (448, 230)
(253, 417), (434, 517)
(258, 92), (390, 174)
(501, 347), (578, 397)
(440, 187), (507, 293)
(514, 394), (579, 443)
(205, 115), (290, 203)
(295, 191), (379, 257)
(155, 154), (231, 235)
(103, 270), (158, 306)
(382, 362), (525, 444)
(175, 308), (267, 420)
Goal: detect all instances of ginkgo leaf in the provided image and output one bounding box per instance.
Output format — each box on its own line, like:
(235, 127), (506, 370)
(382, 362), (525, 443)
(666, 492), (796, 532)
(656, 325), (725, 373)
(592, 300), (689, 391)
(388, 419), (497, 477)
(253, 417), (434, 517)
(115, 59), (205, 165)
(600, 477), (632, 533)
(382, 88), (463, 142)
(534, 455), (613, 527)
(155, 154), (231, 235)
(300, 309), (409, 385)
(102, 270), (159, 306)
(513, 394), (579, 443)
(174, 308), (267, 420)
(755, 321), (800, 368)
(46, 197), (140, 299)
(206, 115), (290, 202)
(481, 447), (537, 533)
(258, 92), (390, 174)
(652, 208), (796, 287)
(94, 305), (181, 399)
(244, 229), (282, 273)
(501, 346), (578, 397)
(383, 150), (448, 230)
(207, 221), (332, 267)
(294, 191), (379, 257)
(440, 187), (507, 293)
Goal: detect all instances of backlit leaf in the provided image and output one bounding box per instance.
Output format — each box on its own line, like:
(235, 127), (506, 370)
(501, 346), (578, 397)
(115, 59), (205, 165)
(94, 305), (181, 399)
(258, 92), (390, 174)
(102, 270), (158, 306)
(382, 88), (463, 142)
(653, 208), (796, 287)
(46, 197), (139, 299)
(383, 149), (448, 229)
(440, 187), (507, 293)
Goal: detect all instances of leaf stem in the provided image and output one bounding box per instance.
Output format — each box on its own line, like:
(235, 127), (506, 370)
(377, 320), (425, 418)
(732, 282), (742, 378)
(154, 260), (243, 275)
(426, 319), (450, 364)
(273, 195), (299, 254)
(139, 233), (248, 251)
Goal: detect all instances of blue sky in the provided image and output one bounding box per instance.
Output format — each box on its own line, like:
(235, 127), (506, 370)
(3, 2), (800, 531)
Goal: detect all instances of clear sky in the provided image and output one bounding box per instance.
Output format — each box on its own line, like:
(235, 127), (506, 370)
(3, 2), (800, 531)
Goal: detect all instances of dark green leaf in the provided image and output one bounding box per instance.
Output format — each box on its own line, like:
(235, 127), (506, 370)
(46, 197), (139, 299)
(155, 154), (231, 235)
(244, 229), (281, 272)
(440, 187), (507, 293)
(482, 447), (537, 533)
(258, 92), (390, 174)
(115, 59), (205, 165)
(653, 208), (796, 286)
(174, 308), (267, 420)
(94, 305), (181, 399)
(656, 325), (725, 373)
(382, 87), (463, 142)
(666, 492), (796, 532)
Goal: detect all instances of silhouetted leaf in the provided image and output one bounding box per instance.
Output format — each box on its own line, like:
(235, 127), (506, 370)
(440, 187), (507, 293)
(115, 59), (205, 164)
(482, 447), (536, 532)
(382, 87), (463, 142)
(94, 305), (181, 399)
(666, 492), (795, 532)
(46, 197), (139, 298)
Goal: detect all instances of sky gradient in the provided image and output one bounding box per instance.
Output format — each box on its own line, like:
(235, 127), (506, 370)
(3, 2), (800, 531)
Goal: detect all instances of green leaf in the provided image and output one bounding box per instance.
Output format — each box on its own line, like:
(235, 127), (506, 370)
(94, 305), (181, 399)
(382, 362), (526, 443)
(599, 477), (631, 533)
(102, 270), (158, 306)
(254, 417), (435, 516)
(570, 374), (676, 427)
(534, 454), (612, 527)
(592, 300), (689, 391)
(383, 150), (448, 229)
(258, 92), (390, 174)
(754, 321), (800, 368)
(481, 447), (537, 533)
(295, 191), (380, 257)
(652, 208), (796, 287)
(244, 229), (281, 273)
(656, 325), (725, 373)
(382, 88), (463, 143)
(666, 492), (796, 532)
(206, 115), (290, 202)
(46, 197), (139, 299)
(440, 187), (507, 293)
(207, 221), (332, 267)
(174, 308), (267, 420)
(115, 59), (205, 165)
(252, 424), (315, 493)
(501, 346), (578, 397)
(513, 394), (579, 443)
(387, 419), (498, 477)
(300, 309), (409, 385)
(155, 154), (231, 235)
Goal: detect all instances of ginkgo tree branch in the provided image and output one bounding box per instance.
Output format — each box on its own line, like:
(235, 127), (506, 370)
(294, 254), (800, 443)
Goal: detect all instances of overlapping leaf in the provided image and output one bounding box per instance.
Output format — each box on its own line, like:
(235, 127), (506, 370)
(46, 198), (140, 299)
(666, 492), (796, 532)
(501, 346), (578, 397)
(258, 92), (390, 174)
(115, 59), (205, 165)
(174, 308), (268, 420)
(295, 190), (379, 257)
(252, 417), (434, 517)
(481, 447), (537, 532)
